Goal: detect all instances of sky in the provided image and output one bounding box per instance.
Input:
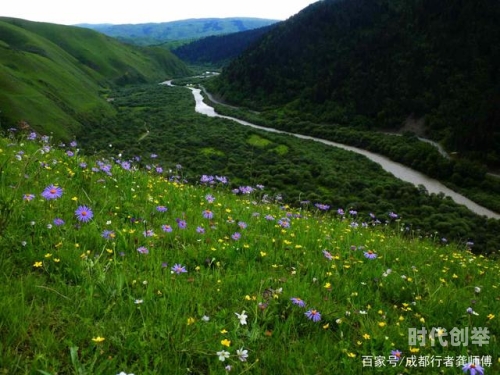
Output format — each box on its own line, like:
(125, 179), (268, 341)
(1, 0), (320, 25)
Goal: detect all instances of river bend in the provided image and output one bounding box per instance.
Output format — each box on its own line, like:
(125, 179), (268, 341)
(162, 81), (500, 220)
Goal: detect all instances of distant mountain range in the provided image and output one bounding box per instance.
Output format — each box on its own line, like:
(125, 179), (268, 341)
(78, 18), (279, 46)
(0, 17), (190, 139)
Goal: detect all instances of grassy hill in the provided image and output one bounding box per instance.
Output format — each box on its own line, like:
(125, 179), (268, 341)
(0, 131), (498, 374)
(78, 18), (279, 46)
(0, 17), (191, 140)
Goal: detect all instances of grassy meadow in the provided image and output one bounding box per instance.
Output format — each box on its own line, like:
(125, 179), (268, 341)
(0, 17), (190, 140)
(0, 131), (498, 374)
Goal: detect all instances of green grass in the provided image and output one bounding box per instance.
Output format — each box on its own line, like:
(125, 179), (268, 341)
(0, 17), (191, 139)
(0, 133), (498, 374)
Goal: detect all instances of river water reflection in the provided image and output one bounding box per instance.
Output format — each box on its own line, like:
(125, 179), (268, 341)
(165, 82), (499, 220)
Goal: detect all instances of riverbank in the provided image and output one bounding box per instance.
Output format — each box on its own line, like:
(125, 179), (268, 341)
(187, 84), (500, 219)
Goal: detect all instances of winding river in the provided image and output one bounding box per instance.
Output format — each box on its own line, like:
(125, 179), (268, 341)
(162, 81), (500, 220)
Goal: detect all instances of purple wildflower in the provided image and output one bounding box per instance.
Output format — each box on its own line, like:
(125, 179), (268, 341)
(102, 230), (116, 240)
(231, 232), (241, 240)
(66, 150), (74, 157)
(70, 141), (77, 147)
(41, 185), (63, 200)
(238, 221), (247, 229)
(462, 360), (484, 375)
(216, 175), (228, 184)
(53, 218), (65, 226)
(137, 246), (149, 254)
(291, 297), (306, 307)
(156, 205), (168, 212)
(305, 309), (321, 322)
(177, 219), (187, 229)
(205, 194), (215, 203)
(390, 350), (402, 360)
(278, 219), (290, 228)
(337, 208), (345, 216)
(75, 205), (93, 222)
(322, 250), (333, 260)
(389, 211), (399, 219)
(121, 161), (131, 170)
(161, 224), (173, 233)
(315, 203), (330, 211)
(196, 226), (205, 234)
(143, 229), (154, 237)
(171, 264), (187, 274)
(23, 193), (35, 201)
(364, 250), (377, 259)
(200, 175), (214, 183)
(203, 210), (214, 219)
(239, 186), (254, 194)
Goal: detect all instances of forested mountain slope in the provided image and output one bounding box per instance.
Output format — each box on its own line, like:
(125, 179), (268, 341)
(210, 0), (500, 166)
(0, 17), (190, 140)
(172, 24), (278, 67)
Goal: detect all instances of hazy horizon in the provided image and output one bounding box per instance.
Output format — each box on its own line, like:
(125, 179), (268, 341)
(1, 0), (319, 26)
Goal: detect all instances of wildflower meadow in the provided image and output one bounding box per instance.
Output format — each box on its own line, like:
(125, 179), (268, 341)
(0, 132), (498, 374)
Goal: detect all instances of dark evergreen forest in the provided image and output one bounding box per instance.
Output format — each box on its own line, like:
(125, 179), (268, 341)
(171, 24), (278, 66)
(210, 0), (500, 167)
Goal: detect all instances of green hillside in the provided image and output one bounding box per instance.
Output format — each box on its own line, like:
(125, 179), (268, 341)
(0, 132), (498, 374)
(210, 0), (500, 167)
(79, 18), (279, 46)
(0, 17), (191, 140)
